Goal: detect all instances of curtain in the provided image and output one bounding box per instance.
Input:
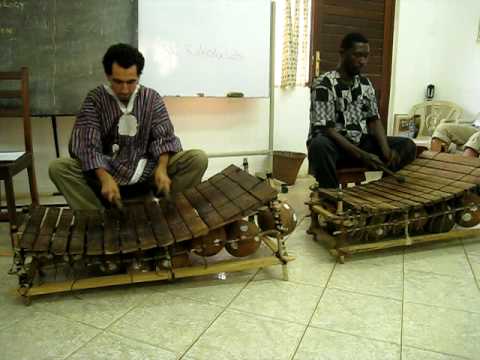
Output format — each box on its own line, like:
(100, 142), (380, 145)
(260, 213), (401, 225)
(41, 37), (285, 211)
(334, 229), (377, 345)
(280, 0), (310, 88)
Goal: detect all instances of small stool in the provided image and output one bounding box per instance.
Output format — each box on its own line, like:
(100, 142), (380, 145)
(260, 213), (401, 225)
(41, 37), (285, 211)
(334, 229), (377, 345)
(336, 167), (367, 187)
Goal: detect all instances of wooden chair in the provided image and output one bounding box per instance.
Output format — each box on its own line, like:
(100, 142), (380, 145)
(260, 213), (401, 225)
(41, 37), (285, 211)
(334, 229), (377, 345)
(0, 67), (39, 248)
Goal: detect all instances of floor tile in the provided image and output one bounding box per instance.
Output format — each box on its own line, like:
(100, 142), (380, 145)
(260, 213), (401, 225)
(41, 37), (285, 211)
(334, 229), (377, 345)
(254, 253), (335, 288)
(0, 311), (100, 359)
(32, 284), (154, 329)
(404, 270), (480, 313)
(403, 302), (480, 359)
(463, 238), (480, 255)
(150, 270), (254, 306)
(68, 332), (176, 360)
(311, 288), (402, 344)
(0, 289), (32, 330)
(293, 327), (400, 360)
(108, 293), (223, 354)
(466, 253), (480, 285)
(230, 278), (322, 324)
(328, 253), (404, 299)
(184, 309), (304, 360)
(404, 242), (472, 277)
(402, 346), (468, 360)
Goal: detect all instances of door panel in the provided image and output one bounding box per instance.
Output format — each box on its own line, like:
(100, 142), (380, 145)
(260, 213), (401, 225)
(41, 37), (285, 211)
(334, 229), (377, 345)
(310, 0), (396, 127)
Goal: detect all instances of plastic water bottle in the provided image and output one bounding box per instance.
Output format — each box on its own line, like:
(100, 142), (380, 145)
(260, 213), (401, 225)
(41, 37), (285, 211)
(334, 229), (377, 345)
(408, 118), (416, 138)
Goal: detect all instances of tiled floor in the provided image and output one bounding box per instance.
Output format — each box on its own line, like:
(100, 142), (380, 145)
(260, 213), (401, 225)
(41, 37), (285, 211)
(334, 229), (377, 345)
(0, 176), (479, 359)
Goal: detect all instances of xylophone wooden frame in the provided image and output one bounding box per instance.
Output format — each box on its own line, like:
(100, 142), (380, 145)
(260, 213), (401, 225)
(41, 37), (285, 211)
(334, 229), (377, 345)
(306, 151), (480, 263)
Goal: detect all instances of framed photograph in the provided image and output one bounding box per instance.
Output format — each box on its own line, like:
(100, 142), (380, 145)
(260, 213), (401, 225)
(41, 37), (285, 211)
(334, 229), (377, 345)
(393, 114), (413, 137)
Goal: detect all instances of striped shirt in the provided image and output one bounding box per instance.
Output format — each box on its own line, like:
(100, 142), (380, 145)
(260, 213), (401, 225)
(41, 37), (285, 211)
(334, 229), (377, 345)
(69, 85), (182, 185)
(308, 70), (379, 145)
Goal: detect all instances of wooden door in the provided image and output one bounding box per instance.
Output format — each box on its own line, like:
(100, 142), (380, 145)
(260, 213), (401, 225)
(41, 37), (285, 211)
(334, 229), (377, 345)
(309, 0), (396, 127)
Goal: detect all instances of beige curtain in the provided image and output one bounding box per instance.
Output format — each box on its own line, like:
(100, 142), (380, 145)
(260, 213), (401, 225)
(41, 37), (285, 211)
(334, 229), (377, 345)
(280, 0), (310, 88)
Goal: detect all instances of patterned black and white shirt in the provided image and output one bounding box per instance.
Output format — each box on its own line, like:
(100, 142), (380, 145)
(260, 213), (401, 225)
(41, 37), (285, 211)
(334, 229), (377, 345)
(308, 70), (379, 145)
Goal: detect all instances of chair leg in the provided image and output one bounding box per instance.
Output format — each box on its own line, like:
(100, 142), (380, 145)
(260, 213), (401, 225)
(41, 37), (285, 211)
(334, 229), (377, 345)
(27, 163), (39, 206)
(4, 175), (18, 249)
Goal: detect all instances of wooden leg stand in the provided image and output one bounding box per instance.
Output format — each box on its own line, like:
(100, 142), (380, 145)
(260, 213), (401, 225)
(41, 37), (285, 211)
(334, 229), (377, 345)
(14, 232), (295, 304)
(307, 198), (480, 263)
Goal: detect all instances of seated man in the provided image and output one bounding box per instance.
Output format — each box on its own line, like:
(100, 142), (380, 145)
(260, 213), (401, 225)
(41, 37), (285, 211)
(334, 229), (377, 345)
(49, 43), (208, 210)
(431, 123), (480, 157)
(307, 33), (416, 188)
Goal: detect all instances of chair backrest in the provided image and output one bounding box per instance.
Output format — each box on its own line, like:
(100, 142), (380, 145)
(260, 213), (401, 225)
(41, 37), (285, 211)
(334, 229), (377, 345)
(0, 67), (33, 154)
(408, 100), (463, 138)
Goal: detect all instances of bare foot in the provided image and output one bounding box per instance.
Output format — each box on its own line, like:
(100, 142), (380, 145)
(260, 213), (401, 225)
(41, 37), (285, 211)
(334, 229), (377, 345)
(431, 138), (448, 152)
(463, 147), (479, 157)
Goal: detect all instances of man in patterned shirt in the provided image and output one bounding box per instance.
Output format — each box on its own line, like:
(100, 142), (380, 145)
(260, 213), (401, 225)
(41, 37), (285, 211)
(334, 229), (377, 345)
(49, 43), (208, 210)
(307, 33), (416, 188)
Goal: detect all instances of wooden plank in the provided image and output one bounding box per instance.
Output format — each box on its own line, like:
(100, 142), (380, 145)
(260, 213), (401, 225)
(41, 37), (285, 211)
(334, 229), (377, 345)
(420, 159), (475, 175)
(249, 181), (278, 202)
(103, 209), (121, 255)
(69, 212), (87, 255)
(20, 207), (46, 250)
(0, 90), (22, 98)
(434, 152), (480, 167)
(119, 207), (139, 253)
(316, 188), (376, 212)
(51, 209), (73, 256)
(197, 182), (242, 220)
(144, 202), (175, 247)
(214, 176), (245, 199)
(131, 203), (157, 251)
(0, 71), (22, 80)
(398, 169), (476, 188)
(324, 5), (384, 21)
(222, 165), (262, 190)
(234, 192), (261, 214)
(372, 180), (436, 202)
(24, 255), (295, 297)
(175, 193), (209, 238)
(207, 173), (225, 184)
(212, 175), (260, 212)
(460, 174), (480, 185)
(0, 108), (22, 117)
(183, 188), (225, 229)
(163, 195), (193, 243)
(399, 176), (460, 194)
(345, 187), (401, 210)
(415, 166), (465, 181)
(360, 183), (422, 207)
(33, 208), (60, 252)
(402, 164), (422, 173)
(382, 177), (452, 200)
(86, 211), (104, 256)
(364, 183), (429, 206)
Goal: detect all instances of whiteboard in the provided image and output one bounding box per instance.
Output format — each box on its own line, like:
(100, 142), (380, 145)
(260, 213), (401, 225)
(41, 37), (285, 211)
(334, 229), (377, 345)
(138, 0), (271, 98)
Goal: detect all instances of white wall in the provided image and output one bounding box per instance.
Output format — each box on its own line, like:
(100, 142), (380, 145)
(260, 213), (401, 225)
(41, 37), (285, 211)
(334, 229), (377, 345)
(389, 0), (480, 131)
(0, 86), (310, 199)
(7, 0), (479, 200)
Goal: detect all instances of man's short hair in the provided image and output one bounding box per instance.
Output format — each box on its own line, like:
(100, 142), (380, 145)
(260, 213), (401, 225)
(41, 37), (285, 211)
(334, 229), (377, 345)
(102, 43), (145, 75)
(340, 33), (369, 51)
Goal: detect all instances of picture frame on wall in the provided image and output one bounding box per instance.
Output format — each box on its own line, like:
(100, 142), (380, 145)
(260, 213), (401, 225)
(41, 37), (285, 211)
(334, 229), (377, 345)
(393, 114), (412, 137)
(393, 114), (422, 138)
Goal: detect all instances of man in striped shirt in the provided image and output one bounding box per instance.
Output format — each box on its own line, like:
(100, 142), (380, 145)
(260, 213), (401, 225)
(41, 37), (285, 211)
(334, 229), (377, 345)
(49, 43), (208, 210)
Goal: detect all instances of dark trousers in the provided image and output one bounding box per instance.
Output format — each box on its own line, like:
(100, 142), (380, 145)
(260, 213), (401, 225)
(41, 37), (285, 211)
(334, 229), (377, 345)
(307, 134), (417, 188)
